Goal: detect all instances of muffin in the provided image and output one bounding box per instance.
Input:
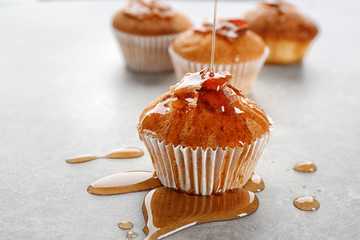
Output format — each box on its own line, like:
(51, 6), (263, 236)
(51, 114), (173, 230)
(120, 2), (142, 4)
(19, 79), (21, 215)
(112, 0), (192, 72)
(169, 19), (269, 95)
(138, 69), (272, 195)
(244, 0), (318, 64)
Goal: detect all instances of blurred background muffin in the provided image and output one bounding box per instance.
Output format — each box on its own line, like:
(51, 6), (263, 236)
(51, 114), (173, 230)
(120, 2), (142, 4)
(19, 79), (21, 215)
(113, 0), (192, 72)
(244, 0), (318, 64)
(169, 19), (268, 95)
(138, 69), (272, 195)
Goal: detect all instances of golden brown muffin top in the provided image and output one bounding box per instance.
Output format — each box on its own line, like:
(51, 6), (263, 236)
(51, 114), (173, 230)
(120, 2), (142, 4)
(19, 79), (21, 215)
(113, 0), (192, 36)
(172, 19), (266, 64)
(244, 1), (318, 41)
(138, 69), (271, 149)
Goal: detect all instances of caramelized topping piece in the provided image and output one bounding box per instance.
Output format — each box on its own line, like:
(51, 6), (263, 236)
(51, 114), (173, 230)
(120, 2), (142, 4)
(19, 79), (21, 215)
(170, 69), (233, 112)
(172, 69), (231, 94)
(194, 19), (248, 42)
(123, 0), (174, 19)
(200, 90), (229, 112)
(201, 71), (230, 91)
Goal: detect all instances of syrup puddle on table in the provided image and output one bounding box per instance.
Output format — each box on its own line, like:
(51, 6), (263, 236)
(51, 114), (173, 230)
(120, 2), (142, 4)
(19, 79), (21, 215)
(87, 171), (162, 195)
(66, 147), (144, 164)
(88, 171), (264, 238)
(143, 187), (258, 240)
(243, 173), (265, 192)
(293, 196), (320, 211)
(293, 161), (317, 172)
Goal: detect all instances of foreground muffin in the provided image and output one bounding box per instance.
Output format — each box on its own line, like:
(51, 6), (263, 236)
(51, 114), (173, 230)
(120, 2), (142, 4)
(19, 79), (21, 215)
(169, 19), (269, 95)
(138, 69), (272, 195)
(112, 0), (192, 72)
(244, 0), (318, 64)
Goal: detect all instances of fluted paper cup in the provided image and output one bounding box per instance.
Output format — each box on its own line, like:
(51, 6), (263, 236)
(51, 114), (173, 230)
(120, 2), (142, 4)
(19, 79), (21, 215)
(168, 46), (269, 95)
(139, 131), (271, 196)
(264, 39), (312, 64)
(113, 29), (181, 72)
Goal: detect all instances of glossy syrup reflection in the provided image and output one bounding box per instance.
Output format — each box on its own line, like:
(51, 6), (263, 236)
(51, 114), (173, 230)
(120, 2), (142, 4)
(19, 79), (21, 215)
(142, 187), (258, 240)
(293, 196), (320, 211)
(87, 171), (162, 195)
(66, 147), (144, 164)
(118, 221), (134, 230)
(293, 161), (317, 172)
(126, 231), (138, 239)
(243, 173), (265, 192)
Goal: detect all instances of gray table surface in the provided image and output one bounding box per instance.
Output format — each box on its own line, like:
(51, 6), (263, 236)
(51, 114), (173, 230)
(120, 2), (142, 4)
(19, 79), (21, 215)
(1, 0), (360, 239)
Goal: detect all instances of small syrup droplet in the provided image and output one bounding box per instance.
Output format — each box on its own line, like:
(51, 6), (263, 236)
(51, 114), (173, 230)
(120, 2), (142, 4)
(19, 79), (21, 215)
(293, 196), (320, 211)
(243, 173), (265, 192)
(126, 231), (138, 239)
(105, 147), (144, 159)
(65, 155), (98, 164)
(293, 161), (317, 172)
(118, 221), (134, 230)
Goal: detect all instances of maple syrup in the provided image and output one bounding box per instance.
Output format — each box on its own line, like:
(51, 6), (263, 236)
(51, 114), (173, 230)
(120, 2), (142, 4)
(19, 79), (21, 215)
(243, 173), (265, 192)
(66, 147), (144, 164)
(83, 1), (272, 239)
(293, 196), (320, 211)
(126, 231), (138, 239)
(142, 187), (258, 239)
(210, 0), (218, 71)
(293, 161), (317, 172)
(87, 171), (162, 195)
(118, 221), (134, 230)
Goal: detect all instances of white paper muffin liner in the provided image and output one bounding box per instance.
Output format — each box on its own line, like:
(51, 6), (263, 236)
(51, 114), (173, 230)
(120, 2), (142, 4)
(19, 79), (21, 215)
(140, 131), (271, 196)
(113, 29), (181, 72)
(168, 46), (269, 95)
(264, 39), (312, 64)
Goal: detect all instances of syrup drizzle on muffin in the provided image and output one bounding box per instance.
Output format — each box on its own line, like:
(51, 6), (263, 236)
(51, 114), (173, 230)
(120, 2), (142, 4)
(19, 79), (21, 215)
(194, 19), (248, 42)
(170, 69), (233, 112)
(138, 68), (271, 149)
(123, 0), (174, 19)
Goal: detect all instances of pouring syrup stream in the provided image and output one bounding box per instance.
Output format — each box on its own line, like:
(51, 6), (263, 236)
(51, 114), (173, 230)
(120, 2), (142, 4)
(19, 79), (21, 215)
(210, 0), (218, 73)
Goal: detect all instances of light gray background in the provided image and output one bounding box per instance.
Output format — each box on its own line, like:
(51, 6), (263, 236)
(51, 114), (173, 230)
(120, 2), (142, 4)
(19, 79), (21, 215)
(1, 0), (359, 239)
